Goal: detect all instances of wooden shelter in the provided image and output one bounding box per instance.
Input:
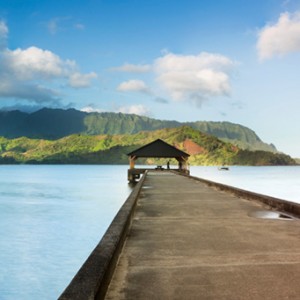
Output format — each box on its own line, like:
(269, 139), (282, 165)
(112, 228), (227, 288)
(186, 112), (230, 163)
(127, 139), (190, 182)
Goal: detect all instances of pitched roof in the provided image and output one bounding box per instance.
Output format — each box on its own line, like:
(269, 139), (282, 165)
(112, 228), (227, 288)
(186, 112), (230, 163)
(127, 139), (190, 158)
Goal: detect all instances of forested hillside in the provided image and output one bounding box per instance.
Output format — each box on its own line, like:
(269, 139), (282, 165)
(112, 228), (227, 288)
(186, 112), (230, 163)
(0, 108), (276, 152)
(0, 126), (295, 166)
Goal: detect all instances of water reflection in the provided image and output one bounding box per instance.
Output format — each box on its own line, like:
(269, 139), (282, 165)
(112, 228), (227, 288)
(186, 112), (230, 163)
(190, 166), (300, 204)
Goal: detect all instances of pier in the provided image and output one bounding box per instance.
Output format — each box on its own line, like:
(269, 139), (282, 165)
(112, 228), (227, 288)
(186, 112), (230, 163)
(60, 171), (300, 300)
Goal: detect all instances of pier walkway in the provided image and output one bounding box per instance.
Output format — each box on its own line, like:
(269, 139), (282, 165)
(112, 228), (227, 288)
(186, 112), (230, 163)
(105, 171), (300, 299)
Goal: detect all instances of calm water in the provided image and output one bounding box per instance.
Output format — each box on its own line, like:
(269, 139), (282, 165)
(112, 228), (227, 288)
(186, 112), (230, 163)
(0, 165), (132, 300)
(190, 166), (300, 204)
(0, 165), (299, 299)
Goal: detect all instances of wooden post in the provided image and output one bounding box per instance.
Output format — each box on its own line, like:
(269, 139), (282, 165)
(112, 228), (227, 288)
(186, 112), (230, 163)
(182, 156), (187, 170)
(177, 156), (189, 174)
(129, 156), (136, 169)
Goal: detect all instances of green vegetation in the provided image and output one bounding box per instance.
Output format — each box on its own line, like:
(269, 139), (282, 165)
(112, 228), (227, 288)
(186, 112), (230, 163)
(0, 108), (276, 152)
(0, 126), (295, 165)
(295, 158), (300, 164)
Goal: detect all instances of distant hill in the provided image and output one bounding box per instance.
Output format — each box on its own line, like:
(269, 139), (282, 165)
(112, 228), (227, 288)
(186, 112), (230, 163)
(0, 108), (276, 153)
(0, 108), (86, 139)
(0, 126), (295, 166)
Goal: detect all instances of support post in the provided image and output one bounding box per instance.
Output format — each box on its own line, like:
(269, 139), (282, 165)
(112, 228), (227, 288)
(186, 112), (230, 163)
(129, 156), (136, 169)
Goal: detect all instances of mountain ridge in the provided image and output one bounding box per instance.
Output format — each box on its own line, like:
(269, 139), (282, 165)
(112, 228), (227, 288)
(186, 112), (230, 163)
(0, 126), (295, 165)
(0, 107), (276, 153)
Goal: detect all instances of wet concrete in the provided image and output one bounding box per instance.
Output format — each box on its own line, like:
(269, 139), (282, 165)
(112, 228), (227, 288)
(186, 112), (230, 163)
(248, 210), (295, 220)
(105, 171), (300, 300)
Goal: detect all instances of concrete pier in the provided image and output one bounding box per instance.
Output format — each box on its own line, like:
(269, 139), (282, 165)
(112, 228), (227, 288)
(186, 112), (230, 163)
(60, 171), (300, 300)
(105, 171), (300, 299)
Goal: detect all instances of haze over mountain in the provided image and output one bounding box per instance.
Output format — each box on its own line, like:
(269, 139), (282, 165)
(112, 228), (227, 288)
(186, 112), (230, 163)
(0, 108), (277, 154)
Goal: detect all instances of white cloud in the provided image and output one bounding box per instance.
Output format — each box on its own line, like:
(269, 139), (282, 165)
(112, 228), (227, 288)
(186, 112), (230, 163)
(0, 23), (97, 104)
(154, 52), (235, 105)
(0, 46), (96, 88)
(2, 46), (75, 80)
(111, 63), (151, 73)
(116, 104), (151, 116)
(80, 106), (103, 113)
(257, 11), (300, 60)
(117, 79), (151, 94)
(69, 72), (97, 88)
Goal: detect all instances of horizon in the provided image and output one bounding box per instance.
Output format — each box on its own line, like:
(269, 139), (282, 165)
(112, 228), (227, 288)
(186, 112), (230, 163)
(1, 1), (300, 157)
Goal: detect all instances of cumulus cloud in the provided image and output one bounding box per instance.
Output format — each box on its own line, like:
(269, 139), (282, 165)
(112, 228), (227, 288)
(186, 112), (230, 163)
(257, 11), (300, 60)
(0, 21), (97, 104)
(154, 52), (235, 105)
(69, 72), (97, 88)
(110, 63), (151, 73)
(2, 46), (75, 80)
(116, 104), (151, 116)
(117, 79), (151, 94)
(113, 52), (236, 106)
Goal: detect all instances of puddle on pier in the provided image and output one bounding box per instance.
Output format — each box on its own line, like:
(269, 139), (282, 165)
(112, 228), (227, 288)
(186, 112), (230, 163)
(142, 186), (153, 189)
(249, 210), (296, 220)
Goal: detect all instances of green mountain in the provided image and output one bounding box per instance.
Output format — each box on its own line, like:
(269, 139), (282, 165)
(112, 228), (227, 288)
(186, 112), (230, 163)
(0, 108), (276, 153)
(0, 126), (295, 166)
(184, 121), (276, 152)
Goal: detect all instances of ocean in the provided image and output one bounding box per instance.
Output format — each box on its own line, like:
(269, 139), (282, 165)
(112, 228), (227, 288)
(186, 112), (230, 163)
(0, 165), (299, 299)
(190, 165), (300, 204)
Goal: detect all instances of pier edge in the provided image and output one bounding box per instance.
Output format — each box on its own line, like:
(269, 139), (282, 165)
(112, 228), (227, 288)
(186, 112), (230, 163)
(180, 172), (300, 217)
(59, 171), (300, 300)
(59, 172), (147, 300)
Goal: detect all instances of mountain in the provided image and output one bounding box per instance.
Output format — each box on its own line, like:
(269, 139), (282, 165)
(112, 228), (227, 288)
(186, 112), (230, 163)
(0, 108), (276, 153)
(184, 121), (277, 152)
(0, 126), (295, 166)
(0, 108), (86, 139)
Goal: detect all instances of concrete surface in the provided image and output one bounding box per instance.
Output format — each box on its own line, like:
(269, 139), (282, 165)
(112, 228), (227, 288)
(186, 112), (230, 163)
(105, 171), (300, 300)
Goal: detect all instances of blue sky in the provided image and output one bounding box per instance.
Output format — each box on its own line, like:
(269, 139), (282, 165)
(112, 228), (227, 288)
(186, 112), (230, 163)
(1, 0), (300, 157)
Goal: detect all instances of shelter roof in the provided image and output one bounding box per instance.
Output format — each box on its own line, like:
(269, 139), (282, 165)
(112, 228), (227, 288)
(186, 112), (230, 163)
(127, 139), (190, 158)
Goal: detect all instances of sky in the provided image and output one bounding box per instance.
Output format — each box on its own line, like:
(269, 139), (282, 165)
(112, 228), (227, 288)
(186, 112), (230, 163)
(1, 0), (300, 157)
